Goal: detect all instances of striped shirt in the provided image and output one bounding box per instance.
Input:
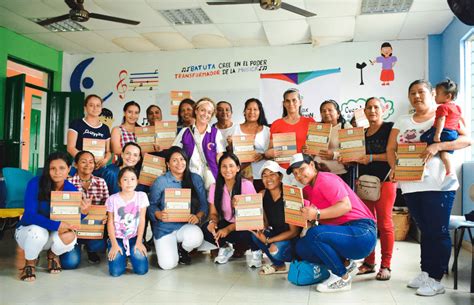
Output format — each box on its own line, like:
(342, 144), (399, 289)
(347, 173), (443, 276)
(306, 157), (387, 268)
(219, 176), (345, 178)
(68, 174), (109, 205)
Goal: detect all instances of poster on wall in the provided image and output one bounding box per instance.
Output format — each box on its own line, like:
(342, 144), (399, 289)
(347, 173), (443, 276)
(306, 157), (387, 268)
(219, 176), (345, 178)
(260, 69), (342, 122)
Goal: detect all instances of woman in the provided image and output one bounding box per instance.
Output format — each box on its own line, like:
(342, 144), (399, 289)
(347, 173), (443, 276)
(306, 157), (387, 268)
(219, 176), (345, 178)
(177, 98), (195, 133)
(352, 97), (396, 280)
(173, 98), (226, 184)
(202, 153), (259, 264)
(146, 105), (162, 126)
(313, 99), (354, 189)
(60, 151), (109, 268)
(288, 153), (376, 292)
(386, 79), (470, 297)
(15, 152), (88, 281)
(232, 98), (270, 192)
(111, 101), (141, 156)
(215, 101), (236, 141)
(67, 94), (111, 171)
(250, 160), (301, 274)
(148, 147), (207, 269)
(102, 142), (144, 195)
(265, 88), (315, 170)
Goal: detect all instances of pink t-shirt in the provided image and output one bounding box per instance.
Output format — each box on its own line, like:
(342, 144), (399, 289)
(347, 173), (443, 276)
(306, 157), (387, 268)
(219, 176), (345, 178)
(303, 172), (374, 225)
(106, 191), (149, 255)
(208, 179), (256, 223)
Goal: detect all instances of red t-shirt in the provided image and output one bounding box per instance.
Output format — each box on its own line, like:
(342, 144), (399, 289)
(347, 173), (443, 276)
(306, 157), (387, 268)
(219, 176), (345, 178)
(303, 172), (375, 225)
(435, 102), (462, 130)
(270, 116), (315, 168)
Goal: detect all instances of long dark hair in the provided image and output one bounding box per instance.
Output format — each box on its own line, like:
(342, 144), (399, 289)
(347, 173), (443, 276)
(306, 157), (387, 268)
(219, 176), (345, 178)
(38, 151), (71, 201)
(118, 142), (143, 172)
(282, 88), (302, 117)
(118, 166), (138, 191)
(214, 152), (242, 218)
(244, 98), (269, 126)
(177, 98), (195, 126)
(74, 150), (96, 169)
(165, 146), (200, 214)
(121, 101), (141, 127)
(320, 99), (346, 127)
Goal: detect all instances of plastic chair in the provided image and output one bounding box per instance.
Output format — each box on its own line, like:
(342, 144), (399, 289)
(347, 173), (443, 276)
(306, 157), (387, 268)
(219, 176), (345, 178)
(0, 167), (33, 237)
(449, 215), (474, 293)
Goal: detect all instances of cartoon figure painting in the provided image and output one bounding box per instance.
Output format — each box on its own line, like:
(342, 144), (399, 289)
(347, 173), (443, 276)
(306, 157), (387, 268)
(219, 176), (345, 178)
(99, 108), (114, 130)
(370, 42), (397, 86)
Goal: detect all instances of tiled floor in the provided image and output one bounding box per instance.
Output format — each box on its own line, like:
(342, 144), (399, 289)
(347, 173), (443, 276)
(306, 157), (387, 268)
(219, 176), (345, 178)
(0, 233), (473, 305)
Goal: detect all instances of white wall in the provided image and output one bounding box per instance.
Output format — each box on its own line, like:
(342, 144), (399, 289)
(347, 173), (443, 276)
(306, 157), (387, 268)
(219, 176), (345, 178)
(62, 39), (426, 128)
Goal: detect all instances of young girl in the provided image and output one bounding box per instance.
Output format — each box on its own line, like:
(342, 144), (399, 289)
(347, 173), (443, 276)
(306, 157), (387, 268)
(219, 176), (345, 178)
(371, 42), (397, 86)
(202, 152), (259, 264)
(106, 166), (149, 277)
(420, 79), (465, 185)
(111, 101), (141, 158)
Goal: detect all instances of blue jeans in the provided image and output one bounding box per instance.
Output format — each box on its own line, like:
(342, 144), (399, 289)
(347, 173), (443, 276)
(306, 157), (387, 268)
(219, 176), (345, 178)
(60, 238), (106, 269)
(404, 191), (455, 280)
(251, 230), (295, 267)
(296, 219), (377, 277)
(107, 237), (148, 277)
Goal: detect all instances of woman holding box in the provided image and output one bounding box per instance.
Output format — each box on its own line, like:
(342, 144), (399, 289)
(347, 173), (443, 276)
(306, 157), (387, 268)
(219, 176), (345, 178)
(60, 151), (109, 268)
(386, 80), (470, 296)
(148, 146), (207, 269)
(67, 94), (111, 173)
(15, 152), (89, 282)
(202, 152), (259, 264)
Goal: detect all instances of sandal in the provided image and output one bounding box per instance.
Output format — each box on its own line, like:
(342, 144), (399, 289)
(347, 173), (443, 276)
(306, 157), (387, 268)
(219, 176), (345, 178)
(259, 264), (289, 275)
(19, 265), (36, 282)
(47, 251), (62, 274)
(376, 267), (391, 281)
(357, 262), (376, 275)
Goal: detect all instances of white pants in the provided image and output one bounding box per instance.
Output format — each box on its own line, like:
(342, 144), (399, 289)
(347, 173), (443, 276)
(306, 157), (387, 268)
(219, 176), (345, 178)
(15, 225), (77, 260)
(154, 224), (203, 270)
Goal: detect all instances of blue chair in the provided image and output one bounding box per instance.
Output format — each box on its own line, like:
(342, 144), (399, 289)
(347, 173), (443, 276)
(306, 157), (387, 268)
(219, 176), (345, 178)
(0, 167), (34, 237)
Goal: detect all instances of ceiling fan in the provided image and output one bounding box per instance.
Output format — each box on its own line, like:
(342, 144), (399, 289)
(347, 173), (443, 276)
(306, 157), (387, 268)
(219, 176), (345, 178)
(206, 0), (316, 17)
(37, 0), (140, 26)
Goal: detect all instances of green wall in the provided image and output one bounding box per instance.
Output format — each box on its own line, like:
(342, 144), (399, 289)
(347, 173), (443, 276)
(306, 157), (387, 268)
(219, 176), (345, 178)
(0, 26), (63, 138)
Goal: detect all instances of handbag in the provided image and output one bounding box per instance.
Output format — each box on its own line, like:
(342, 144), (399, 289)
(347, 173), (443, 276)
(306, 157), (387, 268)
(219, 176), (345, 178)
(288, 260), (330, 286)
(356, 171), (390, 202)
(189, 127), (216, 190)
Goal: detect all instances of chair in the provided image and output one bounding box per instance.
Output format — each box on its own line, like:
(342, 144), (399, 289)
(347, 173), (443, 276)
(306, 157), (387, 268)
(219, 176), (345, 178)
(0, 167), (34, 237)
(449, 215), (474, 293)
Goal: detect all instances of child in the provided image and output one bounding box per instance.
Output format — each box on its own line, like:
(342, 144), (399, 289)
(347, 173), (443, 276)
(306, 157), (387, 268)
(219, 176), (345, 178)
(420, 79), (465, 181)
(106, 166), (149, 276)
(371, 42), (397, 86)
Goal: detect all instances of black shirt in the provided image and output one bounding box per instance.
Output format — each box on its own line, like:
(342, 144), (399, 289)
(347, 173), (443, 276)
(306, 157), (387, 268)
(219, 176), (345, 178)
(358, 121), (393, 181)
(263, 188), (289, 235)
(69, 118), (111, 151)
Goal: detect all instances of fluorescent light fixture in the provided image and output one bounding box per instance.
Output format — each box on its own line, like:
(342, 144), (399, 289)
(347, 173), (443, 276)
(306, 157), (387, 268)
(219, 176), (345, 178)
(31, 18), (89, 32)
(361, 0), (413, 14)
(159, 8), (212, 25)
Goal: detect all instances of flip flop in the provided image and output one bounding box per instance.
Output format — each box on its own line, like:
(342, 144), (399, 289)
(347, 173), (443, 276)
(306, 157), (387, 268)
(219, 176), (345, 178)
(376, 267), (391, 281)
(259, 264), (288, 275)
(357, 262), (376, 275)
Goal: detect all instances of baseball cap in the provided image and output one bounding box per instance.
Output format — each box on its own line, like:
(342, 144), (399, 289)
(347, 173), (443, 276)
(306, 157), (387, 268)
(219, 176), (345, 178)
(259, 160), (284, 177)
(286, 153), (313, 175)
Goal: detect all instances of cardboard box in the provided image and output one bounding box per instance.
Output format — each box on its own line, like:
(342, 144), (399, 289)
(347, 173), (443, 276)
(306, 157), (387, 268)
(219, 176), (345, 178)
(77, 205), (107, 239)
(50, 191), (81, 225)
(232, 134), (256, 163)
(155, 121), (177, 150)
(234, 193), (264, 231)
(82, 138), (106, 159)
(338, 127), (366, 162)
(170, 90), (191, 116)
(164, 188), (191, 222)
(353, 108), (370, 128)
(305, 122), (331, 155)
(394, 143), (427, 181)
(283, 185), (307, 228)
(135, 126), (156, 153)
(139, 154), (166, 186)
(273, 132), (297, 164)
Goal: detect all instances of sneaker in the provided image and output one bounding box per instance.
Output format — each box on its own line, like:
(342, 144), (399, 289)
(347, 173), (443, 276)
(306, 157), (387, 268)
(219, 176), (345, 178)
(316, 272), (352, 293)
(87, 252), (100, 264)
(346, 260), (359, 278)
(440, 173), (457, 191)
(248, 250), (263, 268)
(178, 244), (191, 265)
(407, 271), (429, 288)
(416, 277), (445, 296)
(214, 244), (234, 264)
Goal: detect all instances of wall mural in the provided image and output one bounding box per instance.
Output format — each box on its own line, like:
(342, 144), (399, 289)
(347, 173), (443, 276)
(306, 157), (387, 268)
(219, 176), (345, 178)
(370, 42), (397, 86)
(175, 59), (268, 79)
(70, 57), (113, 101)
(115, 69), (159, 101)
(340, 97), (395, 121)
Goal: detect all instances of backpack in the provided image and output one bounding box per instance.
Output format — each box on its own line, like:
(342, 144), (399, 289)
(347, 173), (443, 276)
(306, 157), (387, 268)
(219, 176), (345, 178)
(287, 260), (330, 286)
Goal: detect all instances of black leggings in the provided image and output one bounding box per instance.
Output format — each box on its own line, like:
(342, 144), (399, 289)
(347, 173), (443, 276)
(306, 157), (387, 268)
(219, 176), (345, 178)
(202, 220), (258, 250)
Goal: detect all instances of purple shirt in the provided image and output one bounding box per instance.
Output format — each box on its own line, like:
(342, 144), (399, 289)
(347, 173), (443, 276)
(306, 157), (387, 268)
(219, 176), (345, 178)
(376, 56), (397, 70)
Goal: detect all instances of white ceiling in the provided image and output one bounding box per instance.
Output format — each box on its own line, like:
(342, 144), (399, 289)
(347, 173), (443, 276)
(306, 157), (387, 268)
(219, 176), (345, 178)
(0, 0), (455, 54)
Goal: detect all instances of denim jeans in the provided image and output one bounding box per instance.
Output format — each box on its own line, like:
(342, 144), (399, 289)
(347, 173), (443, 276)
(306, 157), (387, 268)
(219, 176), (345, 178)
(107, 237), (148, 277)
(60, 238), (106, 269)
(202, 220), (258, 251)
(251, 230), (295, 267)
(403, 191), (455, 280)
(296, 219), (377, 277)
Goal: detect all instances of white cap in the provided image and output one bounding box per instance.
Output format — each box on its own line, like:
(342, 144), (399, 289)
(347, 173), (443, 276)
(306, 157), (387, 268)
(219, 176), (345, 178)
(286, 153), (312, 175)
(259, 160), (284, 177)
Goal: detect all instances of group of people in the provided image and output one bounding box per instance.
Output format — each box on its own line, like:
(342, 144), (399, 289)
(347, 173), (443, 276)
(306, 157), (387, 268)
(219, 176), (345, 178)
(14, 79), (470, 297)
